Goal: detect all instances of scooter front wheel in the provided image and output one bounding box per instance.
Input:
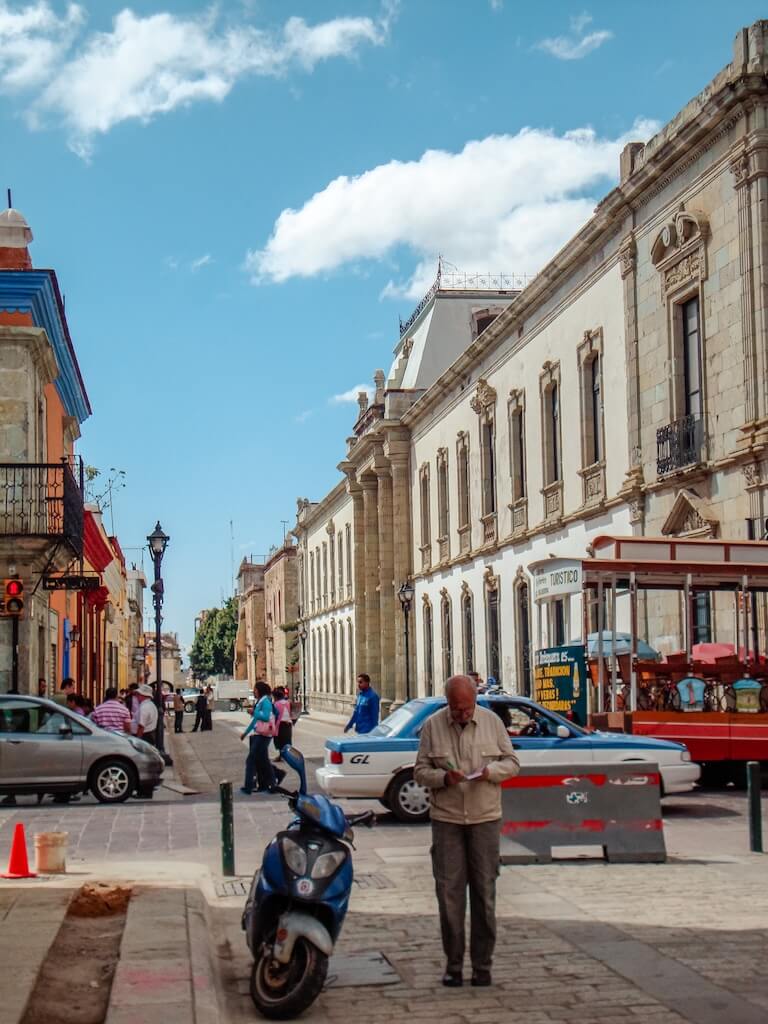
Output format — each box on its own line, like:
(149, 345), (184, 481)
(250, 938), (328, 1020)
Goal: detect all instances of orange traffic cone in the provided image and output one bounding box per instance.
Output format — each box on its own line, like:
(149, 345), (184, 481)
(1, 823), (36, 879)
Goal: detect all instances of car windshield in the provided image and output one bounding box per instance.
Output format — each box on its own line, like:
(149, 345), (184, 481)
(368, 703), (419, 737)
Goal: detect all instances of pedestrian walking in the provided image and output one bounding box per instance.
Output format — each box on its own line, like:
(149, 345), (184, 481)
(272, 687), (293, 760)
(414, 674), (519, 988)
(239, 681), (285, 795)
(344, 673), (380, 734)
(203, 685), (214, 731)
(172, 687), (185, 733)
(90, 687), (131, 732)
(192, 689), (207, 732)
(123, 683), (159, 746)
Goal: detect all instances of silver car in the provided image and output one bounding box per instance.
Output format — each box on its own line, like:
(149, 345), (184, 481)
(0, 695), (164, 804)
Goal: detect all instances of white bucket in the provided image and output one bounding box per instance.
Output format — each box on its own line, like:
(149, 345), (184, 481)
(34, 831), (69, 874)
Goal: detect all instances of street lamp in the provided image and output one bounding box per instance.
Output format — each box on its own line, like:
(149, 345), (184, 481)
(147, 521), (169, 757)
(398, 580), (415, 703)
(297, 620), (309, 716)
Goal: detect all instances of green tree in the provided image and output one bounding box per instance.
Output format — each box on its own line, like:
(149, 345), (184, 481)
(189, 598), (239, 678)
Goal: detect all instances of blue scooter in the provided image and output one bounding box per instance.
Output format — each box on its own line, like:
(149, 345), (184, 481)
(242, 745), (375, 1019)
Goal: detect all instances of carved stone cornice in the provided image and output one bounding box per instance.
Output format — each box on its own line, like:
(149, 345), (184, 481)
(618, 235), (637, 279)
(469, 378), (497, 414)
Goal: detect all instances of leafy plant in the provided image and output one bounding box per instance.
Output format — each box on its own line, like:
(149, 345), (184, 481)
(189, 597), (239, 678)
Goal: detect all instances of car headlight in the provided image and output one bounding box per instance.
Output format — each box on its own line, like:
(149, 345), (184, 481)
(311, 850), (345, 879)
(281, 837), (307, 875)
(681, 750), (692, 762)
(128, 738), (151, 755)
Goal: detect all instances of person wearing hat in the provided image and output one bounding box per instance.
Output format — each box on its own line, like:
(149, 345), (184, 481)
(124, 683), (159, 747)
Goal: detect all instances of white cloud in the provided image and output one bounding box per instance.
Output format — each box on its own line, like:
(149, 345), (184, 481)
(246, 119), (658, 298)
(190, 253), (212, 271)
(331, 384), (374, 404)
(294, 408), (314, 424)
(1, 3), (394, 157)
(489, 0), (503, 10)
(0, 1), (83, 89)
(537, 12), (612, 61)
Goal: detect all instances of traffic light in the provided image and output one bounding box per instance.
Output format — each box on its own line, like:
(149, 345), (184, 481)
(2, 578), (24, 616)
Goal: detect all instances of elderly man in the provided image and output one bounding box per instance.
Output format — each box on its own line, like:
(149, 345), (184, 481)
(414, 674), (519, 988)
(124, 683), (159, 746)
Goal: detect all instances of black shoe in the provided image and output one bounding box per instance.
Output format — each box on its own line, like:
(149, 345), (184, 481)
(273, 768), (286, 786)
(471, 970), (492, 987)
(239, 787), (252, 795)
(442, 971), (463, 987)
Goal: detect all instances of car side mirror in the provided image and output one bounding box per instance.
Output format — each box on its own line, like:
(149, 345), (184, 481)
(556, 724), (570, 739)
(59, 722), (72, 737)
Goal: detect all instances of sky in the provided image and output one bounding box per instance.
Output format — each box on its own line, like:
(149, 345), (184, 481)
(0, 0), (763, 655)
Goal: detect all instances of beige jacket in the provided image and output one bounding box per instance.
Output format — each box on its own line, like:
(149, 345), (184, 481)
(414, 705), (520, 824)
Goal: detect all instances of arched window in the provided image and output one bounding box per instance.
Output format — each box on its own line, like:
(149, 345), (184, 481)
(485, 573), (501, 683)
(441, 593), (453, 682)
(347, 619), (354, 693)
(461, 588), (475, 673)
(423, 600), (434, 696)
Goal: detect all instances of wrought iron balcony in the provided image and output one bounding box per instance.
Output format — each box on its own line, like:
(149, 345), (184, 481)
(656, 415), (703, 476)
(0, 462), (83, 556)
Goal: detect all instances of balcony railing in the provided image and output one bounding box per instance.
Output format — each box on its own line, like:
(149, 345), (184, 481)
(0, 462), (83, 555)
(656, 415), (703, 476)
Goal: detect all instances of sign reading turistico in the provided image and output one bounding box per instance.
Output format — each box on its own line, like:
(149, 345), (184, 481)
(533, 560), (582, 601)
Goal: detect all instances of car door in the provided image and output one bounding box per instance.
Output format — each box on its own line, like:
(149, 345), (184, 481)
(495, 700), (594, 767)
(0, 701), (86, 787)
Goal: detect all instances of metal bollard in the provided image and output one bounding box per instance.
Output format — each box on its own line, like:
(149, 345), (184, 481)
(747, 761), (764, 854)
(220, 780), (235, 876)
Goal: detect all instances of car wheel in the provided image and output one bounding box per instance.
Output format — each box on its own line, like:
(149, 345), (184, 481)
(388, 771), (430, 824)
(229, 700), (240, 712)
(89, 760), (136, 804)
(185, 701), (195, 714)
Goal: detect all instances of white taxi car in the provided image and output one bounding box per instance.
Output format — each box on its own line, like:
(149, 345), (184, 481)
(316, 695), (699, 823)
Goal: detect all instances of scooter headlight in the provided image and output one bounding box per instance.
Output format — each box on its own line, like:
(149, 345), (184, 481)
(281, 837), (307, 876)
(311, 850), (346, 879)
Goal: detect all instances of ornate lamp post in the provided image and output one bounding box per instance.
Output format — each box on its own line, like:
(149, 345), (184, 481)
(398, 580), (415, 703)
(147, 521), (169, 756)
(298, 620), (309, 716)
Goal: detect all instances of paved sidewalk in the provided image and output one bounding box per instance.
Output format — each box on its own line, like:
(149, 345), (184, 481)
(212, 850), (768, 1024)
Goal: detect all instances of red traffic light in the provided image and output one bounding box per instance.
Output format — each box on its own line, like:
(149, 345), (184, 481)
(4, 578), (24, 615)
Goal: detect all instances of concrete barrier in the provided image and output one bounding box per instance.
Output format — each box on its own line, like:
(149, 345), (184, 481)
(500, 762), (666, 864)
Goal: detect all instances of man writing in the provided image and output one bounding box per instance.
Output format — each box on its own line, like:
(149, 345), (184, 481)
(344, 673), (380, 734)
(414, 674), (519, 988)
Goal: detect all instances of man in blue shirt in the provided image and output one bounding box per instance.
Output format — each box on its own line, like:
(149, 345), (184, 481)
(344, 673), (380, 734)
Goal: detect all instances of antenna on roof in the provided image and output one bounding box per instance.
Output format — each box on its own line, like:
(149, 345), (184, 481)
(281, 520), (289, 543)
(6, 189), (11, 209)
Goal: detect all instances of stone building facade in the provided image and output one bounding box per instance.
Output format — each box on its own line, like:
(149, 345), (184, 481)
(264, 541), (299, 693)
(289, 20), (768, 706)
(294, 484), (357, 714)
(234, 558), (266, 685)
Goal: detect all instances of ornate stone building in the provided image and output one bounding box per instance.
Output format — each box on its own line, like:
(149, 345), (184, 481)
(264, 541), (299, 692)
(291, 20), (768, 705)
(234, 559), (266, 684)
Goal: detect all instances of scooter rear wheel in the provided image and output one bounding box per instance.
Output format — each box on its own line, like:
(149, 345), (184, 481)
(250, 937), (328, 1020)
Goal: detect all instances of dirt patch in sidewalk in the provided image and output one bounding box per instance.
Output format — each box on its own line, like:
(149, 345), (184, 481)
(20, 885), (131, 1024)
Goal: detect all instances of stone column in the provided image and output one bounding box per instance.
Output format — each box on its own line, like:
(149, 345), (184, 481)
(360, 474), (381, 679)
(375, 461), (395, 703)
(389, 450), (413, 702)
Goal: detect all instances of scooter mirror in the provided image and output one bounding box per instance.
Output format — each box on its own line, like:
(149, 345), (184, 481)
(281, 745), (307, 795)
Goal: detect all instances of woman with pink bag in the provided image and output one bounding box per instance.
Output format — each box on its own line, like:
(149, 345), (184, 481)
(240, 681), (285, 795)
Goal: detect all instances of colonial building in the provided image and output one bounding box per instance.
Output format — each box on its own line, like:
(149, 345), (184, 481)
(234, 558), (266, 685)
(289, 20), (768, 707)
(143, 631), (184, 689)
(264, 540), (299, 693)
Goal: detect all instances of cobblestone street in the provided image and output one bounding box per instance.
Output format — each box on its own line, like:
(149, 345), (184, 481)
(1, 712), (767, 1023)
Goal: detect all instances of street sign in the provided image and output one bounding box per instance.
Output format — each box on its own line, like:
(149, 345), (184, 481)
(533, 644), (588, 725)
(533, 560), (583, 601)
(43, 575), (102, 591)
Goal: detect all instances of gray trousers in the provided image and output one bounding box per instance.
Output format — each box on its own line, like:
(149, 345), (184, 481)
(430, 819), (500, 973)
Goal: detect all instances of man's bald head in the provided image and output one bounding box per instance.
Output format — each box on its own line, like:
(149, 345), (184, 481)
(445, 674), (477, 724)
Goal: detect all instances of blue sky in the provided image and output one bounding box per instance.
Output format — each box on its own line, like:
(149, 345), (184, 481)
(0, 0), (763, 654)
